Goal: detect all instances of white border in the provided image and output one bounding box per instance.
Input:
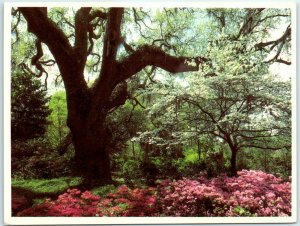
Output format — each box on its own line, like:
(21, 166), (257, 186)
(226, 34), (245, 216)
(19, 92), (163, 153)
(291, 1), (298, 225)
(4, 1), (297, 225)
(4, 2), (12, 226)
(1, 1), (297, 8)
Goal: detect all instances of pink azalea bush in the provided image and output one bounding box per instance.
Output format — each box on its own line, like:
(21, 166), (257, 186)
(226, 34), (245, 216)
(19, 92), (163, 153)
(17, 185), (157, 217)
(16, 170), (291, 217)
(100, 185), (157, 216)
(17, 189), (100, 216)
(158, 170), (291, 216)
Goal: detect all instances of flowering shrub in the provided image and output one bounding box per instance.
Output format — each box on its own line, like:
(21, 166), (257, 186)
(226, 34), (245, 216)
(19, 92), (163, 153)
(16, 170), (291, 217)
(17, 189), (99, 216)
(158, 170), (291, 216)
(157, 178), (224, 216)
(99, 185), (157, 216)
(219, 170), (291, 216)
(12, 193), (30, 215)
(17, 186), (157, 217)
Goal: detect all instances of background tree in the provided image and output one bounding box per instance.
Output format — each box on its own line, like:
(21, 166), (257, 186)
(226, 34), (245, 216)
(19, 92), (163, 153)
(142, 70), (291, 176)
(14, 7), (291, 185)
(47, 91), (69, 149)
(11, 69), (51, 140)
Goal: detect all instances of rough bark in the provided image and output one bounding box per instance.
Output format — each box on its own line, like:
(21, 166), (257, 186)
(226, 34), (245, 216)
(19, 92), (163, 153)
(72, 127), (113, 186)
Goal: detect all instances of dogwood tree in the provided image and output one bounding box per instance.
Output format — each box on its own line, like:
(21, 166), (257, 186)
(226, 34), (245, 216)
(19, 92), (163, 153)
(139, 32), (291, 176)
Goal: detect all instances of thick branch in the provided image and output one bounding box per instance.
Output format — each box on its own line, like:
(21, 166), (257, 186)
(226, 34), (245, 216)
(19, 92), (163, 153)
(255, 26), (291, 50)
(101, 8), (124, 64)
(117, 45), (207, 84)
(88, 8), (124, 123)
(237, 134), (274, 139)
(238, 8), (265, 38)
(19, 8), (72, 60)
(19, 7), (87, 91)
(74, 7), (92, 71)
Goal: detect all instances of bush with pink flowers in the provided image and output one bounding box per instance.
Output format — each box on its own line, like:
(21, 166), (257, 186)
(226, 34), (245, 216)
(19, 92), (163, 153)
(158, 170), (291, 216)
(99, 185), (157, 216)
(17, 189), (100, 216)
(17, 185), (157, 217)
(16, 170), (291, 217)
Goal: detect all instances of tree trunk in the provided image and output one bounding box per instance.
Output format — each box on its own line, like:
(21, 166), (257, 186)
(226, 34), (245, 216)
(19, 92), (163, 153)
(197, 139), (201, 161)
(71, 122), (113, 187)
(230, 148), (238, 176)
(264, 149), (268, 172)
(65, 86), (115, 187)
(74, 143), (112, 186)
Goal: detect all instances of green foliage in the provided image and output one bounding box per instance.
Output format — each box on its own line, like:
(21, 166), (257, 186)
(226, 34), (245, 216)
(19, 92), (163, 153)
(12, 138), (73, 179)
(47, 90), (69, 148)
(11, 70), (51, 140)
(107, 101), (150, 184)
(120, 159), (143, 185)
(269, 149), (291, 178)
(173, 147), (204, 177)
(106, 100), (148, 154)
(237, 148), (291, 179)
(91, 185), (117, 197)
(12, 177), (82, 194)
(183, 148), (200, 164)
(233, 206), (256, 217)
(33, 198), (47, 205)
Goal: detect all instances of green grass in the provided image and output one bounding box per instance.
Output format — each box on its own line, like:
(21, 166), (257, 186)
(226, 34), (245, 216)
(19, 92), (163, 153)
(12, 177), (82, 194)
(91, 184), (117, 197)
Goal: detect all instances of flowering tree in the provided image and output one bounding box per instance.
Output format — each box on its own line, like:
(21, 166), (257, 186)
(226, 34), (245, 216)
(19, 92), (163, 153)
(143, 64), (291, 176)
(135, 9), (291, 176)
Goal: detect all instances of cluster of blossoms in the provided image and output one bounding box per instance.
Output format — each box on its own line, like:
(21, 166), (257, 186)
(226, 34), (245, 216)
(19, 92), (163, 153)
(158, 170), (291, 216)
(99, 185), (157, 216)
(16, 170), (291, 217)
(17, 189), (100, 216)
(17, 185), (157, 217)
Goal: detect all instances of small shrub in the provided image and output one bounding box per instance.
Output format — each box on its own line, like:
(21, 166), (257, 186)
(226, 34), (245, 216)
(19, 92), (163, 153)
(12, 138), (73, 179)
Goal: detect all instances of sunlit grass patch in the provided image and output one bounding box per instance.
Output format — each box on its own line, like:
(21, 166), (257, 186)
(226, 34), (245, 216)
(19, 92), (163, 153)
(12, 177), (82, 194)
